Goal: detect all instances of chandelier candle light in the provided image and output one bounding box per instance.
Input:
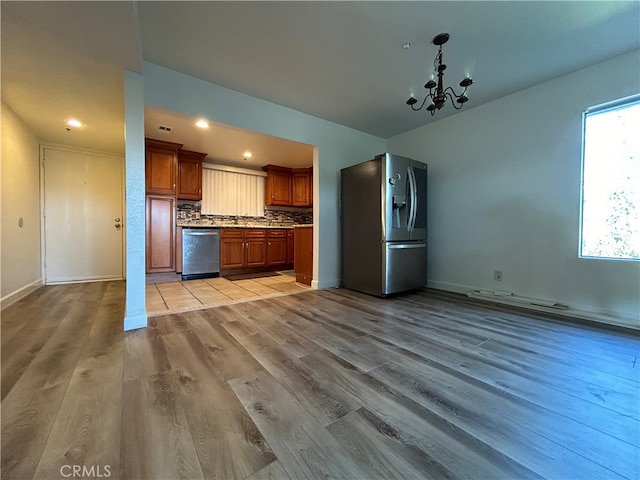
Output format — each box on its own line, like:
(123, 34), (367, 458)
(406, 33), (473, 114)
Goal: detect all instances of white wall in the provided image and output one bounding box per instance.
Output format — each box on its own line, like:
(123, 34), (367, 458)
(142, 62), (385, 289)
(1, 103), (42, 308)
(387, 50), (640, 322)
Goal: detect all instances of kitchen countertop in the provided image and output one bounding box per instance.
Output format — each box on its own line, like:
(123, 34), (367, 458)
(177, 222), (311, 229)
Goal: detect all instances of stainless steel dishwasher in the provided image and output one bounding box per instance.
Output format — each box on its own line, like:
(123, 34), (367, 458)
(182, 228), (220, 280)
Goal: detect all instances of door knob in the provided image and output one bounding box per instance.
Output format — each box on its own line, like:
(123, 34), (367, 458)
(115, 223), (121, 228)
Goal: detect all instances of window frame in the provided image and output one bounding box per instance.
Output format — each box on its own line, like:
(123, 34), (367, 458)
(578, 93), (640, 262)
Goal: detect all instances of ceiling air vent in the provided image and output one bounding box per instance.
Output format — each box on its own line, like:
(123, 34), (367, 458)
(158, 125), (172, 133)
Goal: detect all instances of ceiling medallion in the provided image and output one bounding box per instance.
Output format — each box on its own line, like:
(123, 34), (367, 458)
(406, 33), (473, 115)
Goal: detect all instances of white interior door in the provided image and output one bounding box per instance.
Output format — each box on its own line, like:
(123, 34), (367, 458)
(43, 146), (124, 283)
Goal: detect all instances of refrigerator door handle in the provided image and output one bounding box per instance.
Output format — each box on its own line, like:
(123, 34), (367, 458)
(407, 166), (418, 232)
(406, 166), (413, 232)
(388, 243), (425, 250)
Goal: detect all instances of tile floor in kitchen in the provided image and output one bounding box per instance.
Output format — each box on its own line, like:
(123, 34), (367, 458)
(146, 271), (311, 316)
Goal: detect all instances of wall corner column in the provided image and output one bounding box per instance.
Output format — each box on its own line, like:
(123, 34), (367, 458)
(123, 70), (147, 331)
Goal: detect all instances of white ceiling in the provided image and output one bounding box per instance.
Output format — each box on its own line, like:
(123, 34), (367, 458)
(145, 107), (314, 168)
(2, 1), (639, 167)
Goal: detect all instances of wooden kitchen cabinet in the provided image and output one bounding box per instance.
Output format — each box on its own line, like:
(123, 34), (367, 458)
(294, 226), (313, 286)
(267, 230), (288, 266)
(220, 232), (245, 269)
(176, 226), (182, 273)
(292, 167), (313, 207)
(220, 228), (294, 271)
(146, 195), (176, 273)
(245, 229), (267, 267)
(177, 149), (206, 200)
(220, 228), (267, 269)
(264, 165), (292, 206)
(145, 138), (182, 195)
(264, 164), (313, 207)
(287, 229), (295, 265)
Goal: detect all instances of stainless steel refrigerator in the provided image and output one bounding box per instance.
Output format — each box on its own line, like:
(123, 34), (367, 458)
(341, 153), (427, 296)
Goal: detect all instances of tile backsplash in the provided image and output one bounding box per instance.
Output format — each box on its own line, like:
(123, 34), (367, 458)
(177, 202), (312, 226)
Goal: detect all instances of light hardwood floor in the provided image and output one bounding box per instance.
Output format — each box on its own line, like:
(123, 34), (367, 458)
(2, 281), (639, 479)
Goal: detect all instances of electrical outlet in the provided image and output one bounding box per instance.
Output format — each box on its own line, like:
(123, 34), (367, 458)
(494, 270), (503, 281)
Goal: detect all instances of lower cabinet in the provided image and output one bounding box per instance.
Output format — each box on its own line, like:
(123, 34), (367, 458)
(176, 226), (182, 273)
(294, 226), (313, 286)
(267, 230), (288, 266)
(246, 230), (267, 267)
(221, 228), (294, 271)
(220, 236), (245, 269)
(146, 195), (176, 273)
(220, 228), (267, 269)
(287, 230), (295, 265)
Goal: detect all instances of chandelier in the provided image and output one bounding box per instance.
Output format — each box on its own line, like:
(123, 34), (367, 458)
(406, 33), (473, 115)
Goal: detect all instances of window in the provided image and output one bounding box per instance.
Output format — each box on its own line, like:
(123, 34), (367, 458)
(201, 164), (266, 217)
(580, 95), (640, 260)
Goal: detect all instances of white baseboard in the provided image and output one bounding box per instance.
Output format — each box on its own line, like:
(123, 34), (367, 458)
(1, 279), (43, 311)
(426, 279), (477, 294)
(315, 278), (340, 290)
(427, 279), (639, 331)
(45, 275), (124, 285)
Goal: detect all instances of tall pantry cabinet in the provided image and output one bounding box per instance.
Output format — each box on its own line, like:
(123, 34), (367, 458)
(145, 138), (206, 274)
(145, 138), (182, 273)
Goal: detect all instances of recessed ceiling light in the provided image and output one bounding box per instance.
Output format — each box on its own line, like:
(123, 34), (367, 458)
(195, 120), (209, 129)
(243, 151), (253, 158)
(65, 118), (85, 128)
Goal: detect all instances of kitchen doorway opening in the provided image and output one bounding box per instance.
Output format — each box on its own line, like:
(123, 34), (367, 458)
(143, 107), (318, 290)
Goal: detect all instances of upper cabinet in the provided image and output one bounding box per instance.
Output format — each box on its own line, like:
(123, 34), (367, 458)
(264, 164), (313, 207)
(264, 165), (292, 206)
(292, 167), (313, 207)
(177, 149), (206, 200)
(145, 138), (183, 195)
(145, 138), (206, 200)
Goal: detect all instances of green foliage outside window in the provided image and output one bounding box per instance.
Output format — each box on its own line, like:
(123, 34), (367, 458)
(580, 96), (639, 260)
